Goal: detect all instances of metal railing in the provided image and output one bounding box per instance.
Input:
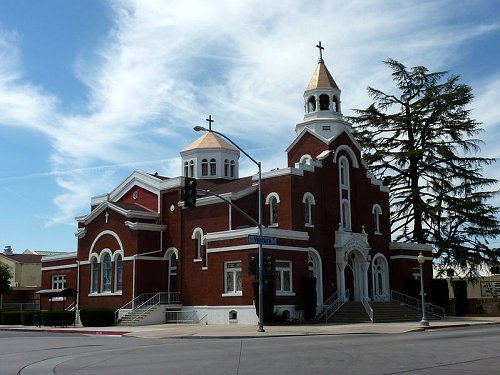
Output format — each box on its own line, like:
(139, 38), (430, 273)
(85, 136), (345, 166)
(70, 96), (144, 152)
(1, 302), (40, 311)
(391, 290), (445, 318)
(115, 292), (181, 324)
(362, 297), (373, 322)
(65, 302), (76, 311)
(318, 289), (349, 322)
(316, 291), (337, 321)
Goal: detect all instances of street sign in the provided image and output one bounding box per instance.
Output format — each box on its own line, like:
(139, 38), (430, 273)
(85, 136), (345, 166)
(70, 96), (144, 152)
(248, 235), (277, 246)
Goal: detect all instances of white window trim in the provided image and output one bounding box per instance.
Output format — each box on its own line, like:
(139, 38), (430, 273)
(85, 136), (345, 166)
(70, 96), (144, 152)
(224, 261), (242, 296)
(192, 228), (204, 260)
(372, 204), (382, 235)
(303, 192), (316, 227)
(275, 260), (293, 295)
(266, 192), (280, 226)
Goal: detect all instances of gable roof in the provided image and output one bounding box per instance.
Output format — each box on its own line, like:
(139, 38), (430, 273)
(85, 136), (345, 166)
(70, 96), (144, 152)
(76, 201), (159, 225)
(0, 253), (42, 264)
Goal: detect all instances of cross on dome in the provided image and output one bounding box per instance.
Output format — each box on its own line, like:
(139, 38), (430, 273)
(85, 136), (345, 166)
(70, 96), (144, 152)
(316, 41), (324, 60)
(206, 115), (214, 131)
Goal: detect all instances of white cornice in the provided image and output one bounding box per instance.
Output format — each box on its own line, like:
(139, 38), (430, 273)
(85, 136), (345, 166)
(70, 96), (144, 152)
(124, 221), (167, 231)
(204, 227), (309, 243)
(75, 228), (87, 238)
(389, 242), (433, 252)
(41, 252), (78, 262)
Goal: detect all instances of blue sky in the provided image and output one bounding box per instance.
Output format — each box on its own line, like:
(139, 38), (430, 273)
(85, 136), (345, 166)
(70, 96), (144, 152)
(0, 0), (499, 253)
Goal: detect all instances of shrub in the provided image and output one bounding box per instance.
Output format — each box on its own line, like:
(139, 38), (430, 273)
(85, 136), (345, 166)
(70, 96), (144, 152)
(41, 311), (76, 326)
(21, 310), (39, 326)
(80, 308), (116, 327)
(303, 276), (317, 320)
(431, 279), (450, 313)
(1, 310), (22, 325)
(403, 279), (421, 299)
(452, 280), (468, 316)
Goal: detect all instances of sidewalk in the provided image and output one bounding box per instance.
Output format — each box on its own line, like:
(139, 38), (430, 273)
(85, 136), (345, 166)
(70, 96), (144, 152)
(1, 316), (499, 339)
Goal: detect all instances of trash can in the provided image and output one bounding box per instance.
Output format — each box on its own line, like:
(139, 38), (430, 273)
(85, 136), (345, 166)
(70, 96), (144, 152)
(33, 314), (41, 327)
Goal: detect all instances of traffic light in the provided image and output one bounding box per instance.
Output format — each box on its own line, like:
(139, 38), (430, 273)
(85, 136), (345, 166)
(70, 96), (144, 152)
(264, 254), (274, 276)
(248, 254), (258, 275)
(184, 177), (197, 208)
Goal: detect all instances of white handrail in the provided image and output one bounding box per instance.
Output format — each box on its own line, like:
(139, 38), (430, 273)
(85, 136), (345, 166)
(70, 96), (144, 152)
(362, 297), (373, 322)
(324, 289), (349, 322)
(116, 292), (181, 324)
(391, 290), (445, 318)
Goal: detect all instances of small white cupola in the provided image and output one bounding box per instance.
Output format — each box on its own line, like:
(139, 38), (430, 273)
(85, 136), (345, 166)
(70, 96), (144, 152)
(180, 116), (240, 180)
(295, 42), (351, 139)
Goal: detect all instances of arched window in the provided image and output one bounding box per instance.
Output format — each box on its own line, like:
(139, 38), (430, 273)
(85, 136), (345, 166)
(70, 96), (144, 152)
(192, 228), (203, 260)
(333, 96), (339, 112)
(372, 254), (390, 301)
(339, 156), (350, 188)
(90, 257), (99, 293)
(184, 161), (189, 177)
(299, 154), (312, 165)
(266, 193), (280, 226)
(319, 94), (330, 110)
(224, 159), (229, 177)
(230, 160), (235, 177)
(303, 192), (316, 226)
(270, 197), (278, 225)
(209, 158), (217, 176)
(372, 204), (382, 234)
(201, 159), (208, 176)
(189, 160), (194, 177)
(339, 156), (351, 231)
(307, 96), (316, 112)
(101, 253), (112, 292)
(114, 254), (123, 292)
(341, 199), (351, 231)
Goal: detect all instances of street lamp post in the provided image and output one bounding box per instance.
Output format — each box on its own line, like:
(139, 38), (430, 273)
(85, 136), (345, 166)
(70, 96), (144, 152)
(194, 124), (265, 332)
(417, 252), (429, 327)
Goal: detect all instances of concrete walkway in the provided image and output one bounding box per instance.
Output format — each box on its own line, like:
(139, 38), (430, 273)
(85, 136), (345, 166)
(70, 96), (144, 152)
(1, 316), (499, 339)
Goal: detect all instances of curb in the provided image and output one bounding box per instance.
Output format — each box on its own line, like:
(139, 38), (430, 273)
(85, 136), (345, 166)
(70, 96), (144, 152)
(0, 327), (130, 336)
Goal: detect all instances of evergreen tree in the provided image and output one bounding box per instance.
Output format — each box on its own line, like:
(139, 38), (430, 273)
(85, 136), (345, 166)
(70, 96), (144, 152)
(351, 59), (500, 277)
(0, 263), (13, 306)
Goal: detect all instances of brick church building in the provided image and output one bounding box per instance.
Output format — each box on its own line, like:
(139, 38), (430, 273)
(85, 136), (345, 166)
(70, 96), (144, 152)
(40, 46), (433, 325)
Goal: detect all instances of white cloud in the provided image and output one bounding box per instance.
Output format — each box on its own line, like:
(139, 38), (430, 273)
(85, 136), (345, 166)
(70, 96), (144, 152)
(1, 0), (500, 229)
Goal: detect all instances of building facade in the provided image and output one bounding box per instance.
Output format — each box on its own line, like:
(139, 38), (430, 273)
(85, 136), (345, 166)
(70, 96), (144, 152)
(40, 51), (433, 324)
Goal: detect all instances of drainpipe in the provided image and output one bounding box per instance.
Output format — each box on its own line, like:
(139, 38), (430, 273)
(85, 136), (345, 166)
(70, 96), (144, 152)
(132, 255), (136, 308)
(76, 260), (80, 324)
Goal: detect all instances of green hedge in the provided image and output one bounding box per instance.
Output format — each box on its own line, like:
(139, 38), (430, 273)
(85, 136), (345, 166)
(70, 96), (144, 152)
(80, 308), (116, 327)
(41, 311), (76, 326)
(431, 279), (450, 312)
(403, 279), (421, 299)
(21, 310), (39, 326)
(1, 310), (22, 325)
(452, 280), (468, 316)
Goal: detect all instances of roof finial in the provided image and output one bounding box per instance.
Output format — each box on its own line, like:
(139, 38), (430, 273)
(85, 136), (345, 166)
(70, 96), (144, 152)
(316, 41), (324, 60)
(206, 115), (214, 131)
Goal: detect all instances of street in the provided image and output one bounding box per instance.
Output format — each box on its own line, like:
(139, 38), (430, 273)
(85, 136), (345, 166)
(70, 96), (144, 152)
(1, 325), (499, 374)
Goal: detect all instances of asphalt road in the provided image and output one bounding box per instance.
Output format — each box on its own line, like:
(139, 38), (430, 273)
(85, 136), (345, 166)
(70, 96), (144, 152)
(1, 326), (499, 374)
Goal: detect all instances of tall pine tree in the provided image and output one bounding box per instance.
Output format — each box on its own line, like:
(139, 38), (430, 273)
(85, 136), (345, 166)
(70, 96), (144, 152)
(351, 59), (500, 277)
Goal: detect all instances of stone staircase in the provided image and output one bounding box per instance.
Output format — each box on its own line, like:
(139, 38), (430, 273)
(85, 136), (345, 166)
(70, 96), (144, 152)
(329, 302), (371, 323)
(370, 301), (424, 323)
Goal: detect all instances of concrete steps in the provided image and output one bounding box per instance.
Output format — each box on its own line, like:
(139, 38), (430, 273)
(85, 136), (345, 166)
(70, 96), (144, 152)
(371, 302), (423, 323)
(329, 302), (371, 323)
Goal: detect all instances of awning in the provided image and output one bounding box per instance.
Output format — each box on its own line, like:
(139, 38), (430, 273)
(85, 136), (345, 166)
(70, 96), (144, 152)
(35, 288), (78, 298)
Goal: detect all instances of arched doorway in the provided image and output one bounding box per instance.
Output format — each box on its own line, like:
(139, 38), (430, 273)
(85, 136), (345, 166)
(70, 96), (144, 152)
(168, 253), (178, 294)
(372, 254), (390, 301)
(307, 250), (323, 308)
